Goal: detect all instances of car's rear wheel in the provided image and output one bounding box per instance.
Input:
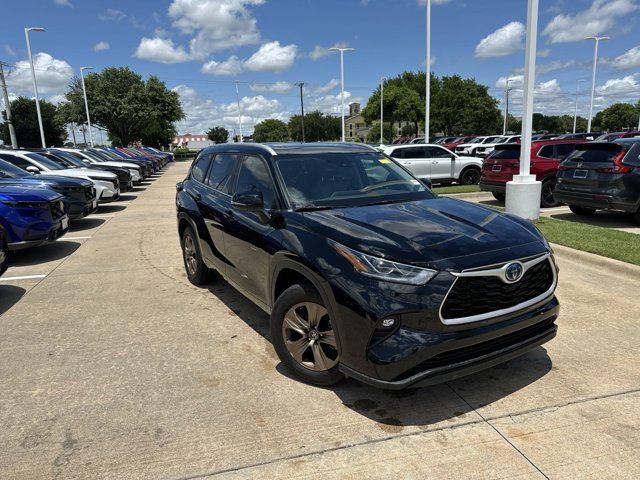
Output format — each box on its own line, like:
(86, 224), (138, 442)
(540, 178), (560, 208)
(492, 192), (506, 202)
(569, 205), (596, 216)
(181, 226), (213, 285)
(460, 168), (481, 185)
(271, 284), (343, 386)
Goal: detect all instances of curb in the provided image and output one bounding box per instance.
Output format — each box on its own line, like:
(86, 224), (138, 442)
(551, 243), (640, 279)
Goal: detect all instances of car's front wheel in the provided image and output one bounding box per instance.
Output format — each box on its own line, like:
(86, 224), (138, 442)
(181, 225), (213, 285)
(271, 284), (343, 386)
(569, 205), (596, 216)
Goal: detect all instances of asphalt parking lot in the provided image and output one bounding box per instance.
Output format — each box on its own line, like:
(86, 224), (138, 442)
(1, 161), (639, 479)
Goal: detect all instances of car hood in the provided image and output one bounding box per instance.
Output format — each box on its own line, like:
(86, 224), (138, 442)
(302, 197), (546, 269)
(98, 161), (139, 169)
(0, 185), (62, 202)
(0, 176), (91, 188)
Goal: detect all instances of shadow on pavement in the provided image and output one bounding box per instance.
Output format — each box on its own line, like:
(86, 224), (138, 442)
(203, 276), (552, 428)
(117, 194), (138, 202)
(69, 217), (106, 232)
(9, 241), (80, 267)
(549, 212), (638, 229)
(0, 285), (27, 316)
(98, 204), (127, 214)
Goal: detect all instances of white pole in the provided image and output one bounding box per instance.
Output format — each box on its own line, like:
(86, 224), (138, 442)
(80, 67), (94, 147)
(329, 47), (354, 143)
(380, 77), (386, 145)
(24, 27), (46, 148)
(573, 79), (585, 134)
(585, 36), (609, 133)
(235, 80), (243, 143)
(425, 0), (431, 141)
(505, 0), (541, 221)
(503, 79), (512, 135)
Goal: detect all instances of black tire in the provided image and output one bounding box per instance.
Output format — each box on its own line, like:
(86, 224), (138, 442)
(569, 205), (596, 216)
(492, 192), (506, 202)
(632, 209), (640, 226)
(540, 178), (560, 208)
(180, 226), (213, 285)
(460, 168), (481, 185)
(271, 283), (344, 387)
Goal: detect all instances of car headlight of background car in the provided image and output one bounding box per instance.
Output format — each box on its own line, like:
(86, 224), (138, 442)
(331, 241), (437, 285)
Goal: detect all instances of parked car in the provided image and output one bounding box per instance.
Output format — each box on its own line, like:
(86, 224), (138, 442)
(441, 135), (477, 151)
(382, 143), (483, 185)
(176, 142), (559, 388)
(96, 148), (154, 177)
(554, 132), (601, 140)
(554, 139), (640, 223)
(142, 146), (174, 161)
(455, 135), (503, 156)
(0, 150), (120, 203)
(0, 158), (97, 220)
(109, 147), (160, 172)
(55, 148), (143, 183)
(0, 185), (69, 250)
(475, 135), (521, 157)
(595, 131), (640, 142)
(0, 224), (8, 276)
(480, 139), (588, 207)
(531, 133), (560, 141)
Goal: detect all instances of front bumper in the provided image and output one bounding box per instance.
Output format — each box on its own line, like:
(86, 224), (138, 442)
(7, 216), (70, 251)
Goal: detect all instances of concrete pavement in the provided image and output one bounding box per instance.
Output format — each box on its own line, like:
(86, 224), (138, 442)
(1, 162), (639, 479)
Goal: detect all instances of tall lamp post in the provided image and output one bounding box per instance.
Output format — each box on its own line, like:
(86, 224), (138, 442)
(24, 27), (46, 148)
(503, 78), (513, 135)
(573, 79), (586, 133)
(425, 0), (431, 142)
(329, 46), (354, 142)
(80, 67), (94, 147)
(505, 0), (541, 221)
(585, 36), (609, 133)
(380, 76), (387, 145)
(234, 80), (243, 143)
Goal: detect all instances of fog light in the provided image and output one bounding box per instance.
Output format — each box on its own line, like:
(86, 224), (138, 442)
(381, 318), (396, 328)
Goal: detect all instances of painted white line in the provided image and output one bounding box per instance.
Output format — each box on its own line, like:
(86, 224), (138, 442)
(91, 214), (115, 218)
(58, 236), (92, 241)
(0, 274), (47, 282)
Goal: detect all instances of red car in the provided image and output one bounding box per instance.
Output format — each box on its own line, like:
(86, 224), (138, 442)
(480, 139), (588, 208)
(441, 135), (477, 151)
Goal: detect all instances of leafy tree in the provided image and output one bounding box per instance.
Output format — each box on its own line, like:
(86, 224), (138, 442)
(206, 126), (230, 143)
(63, 67), (184, 147)
(0, 97), (66, 147)
(365, 122), (393, 144)
(289, 111), (340, 142)
(599, 103), (638, 131)
(252, 119), (289, 142)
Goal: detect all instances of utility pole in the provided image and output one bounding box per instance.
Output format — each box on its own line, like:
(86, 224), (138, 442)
(24, 27), (46, 148)
(295, 82), (305, 142)
(0, 62), (18, 148)
(425, 0), (431, 141)
(329, 47), (355, 142)
(70, 122), (77, 146)
(80, 66), (95, 147)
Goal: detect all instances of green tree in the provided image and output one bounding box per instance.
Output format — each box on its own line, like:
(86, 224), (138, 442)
(252, 119), (289, 142)
(63, 67), (184, 147)
(599, 103), (638, 131)
(206, 126), (230, 143)
(0, 97), (66, 147)
(288, 111), (340, 142)
(366, 122), (393, 144)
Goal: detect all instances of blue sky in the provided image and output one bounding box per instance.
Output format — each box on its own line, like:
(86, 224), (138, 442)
(2, 0), (639, 135)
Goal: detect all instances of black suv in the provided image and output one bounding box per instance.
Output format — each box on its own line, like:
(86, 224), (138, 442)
(554, 139), (640, 223)
(176, 143), (559, 389)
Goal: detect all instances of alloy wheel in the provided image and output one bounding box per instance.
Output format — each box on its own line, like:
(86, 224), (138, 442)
(282, 302), (338, 371)
(462, 169), (480, 185)
(183, 234), (198, 276)
(542, 181), (557, 207)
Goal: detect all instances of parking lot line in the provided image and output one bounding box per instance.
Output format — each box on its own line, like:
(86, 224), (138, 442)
(0, 274), (47, 282)
(59, 236), (92, 241)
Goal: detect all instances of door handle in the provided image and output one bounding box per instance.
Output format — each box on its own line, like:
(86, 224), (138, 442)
(193, 192), (201, 200)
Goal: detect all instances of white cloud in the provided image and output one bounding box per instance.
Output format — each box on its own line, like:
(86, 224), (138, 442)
(99, 8), (127, 21)
(308, 79), (340, 95)
(53, 0), (72, 6)
(308, 42), (349, 61)
(542, 0), (638, 43)
(596, 75), (640, 97)
(496, 75), (524, 89)
(4, 45), (16, 57)
(7, 52), (73, 96)
(475, 22), (525, 59)
(244, 41), (297, 73)
(134, 37), (189, 64)
(612, 46), (640, 70)
(92, 41), (110, 52)
(250, 81), (294, 94)
(201, 55), (244, 76)
(538, 49), (551, 58)
(168, 0), (264, 60)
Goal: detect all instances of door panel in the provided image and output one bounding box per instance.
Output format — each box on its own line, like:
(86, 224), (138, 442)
(394, 147), (431, 178)
(426, 146), (456, 180)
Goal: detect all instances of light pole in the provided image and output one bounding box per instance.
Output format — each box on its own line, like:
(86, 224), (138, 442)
(380, 76), (387, 145)
(80, 67), (95, 147)
(295, 82), (305, 142)
(573, 79), (586, 133)
(505, 0), (541, 221)
(234, 80), (243, 143)
(503, 78), (513, 135)
(329, 47), (355, 142)
(24, 27), (46, 148)
(425, 0), (431, 142)
(585, 36), (609, 133)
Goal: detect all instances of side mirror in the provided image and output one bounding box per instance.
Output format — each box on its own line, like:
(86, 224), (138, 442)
(176, 181), (183, 192)
(26, 165), (40, 174)
(232, 191), (264, 210)
(82, 159), (91, 164)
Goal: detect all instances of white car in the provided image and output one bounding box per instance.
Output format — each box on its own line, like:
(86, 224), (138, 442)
(382, 144), (483, 185)
(454, 135), (503, 156)
(474, 135), (521, 157)
(0, 150), (120, 202)
(56, 148), (142, 183)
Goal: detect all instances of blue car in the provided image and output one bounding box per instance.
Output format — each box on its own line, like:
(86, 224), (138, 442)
(0, 159), (97, 220)
(0, 185), (70, 250)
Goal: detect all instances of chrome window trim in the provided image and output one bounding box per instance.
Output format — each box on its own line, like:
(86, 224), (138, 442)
(439, 253), (557, 326)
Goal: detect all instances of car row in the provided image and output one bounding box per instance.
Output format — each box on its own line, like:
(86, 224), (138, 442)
(0, 145), (172, 275)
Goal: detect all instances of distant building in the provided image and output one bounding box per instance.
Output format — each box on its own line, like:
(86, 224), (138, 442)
(345, 103), (370, 142)
(172, 133), (214, 150)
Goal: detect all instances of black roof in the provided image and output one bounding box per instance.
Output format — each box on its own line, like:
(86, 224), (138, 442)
(201, 142), (377, 157)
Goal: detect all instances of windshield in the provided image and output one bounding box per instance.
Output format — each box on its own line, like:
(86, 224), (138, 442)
(468, 137), (485, 144)
(89, 150), (115, 161)
(0, 159), (28, 178)
(50, 150), (86, 167)
(483, 136), (501, 143)
(82, 150), (104, 162)
(25, 153), (66, 170)
(275, 152), (434, 209)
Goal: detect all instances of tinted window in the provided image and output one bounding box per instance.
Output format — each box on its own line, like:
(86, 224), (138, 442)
(389, 149), (402, 158)
(0, 154), (32, 170)
(565, 146), (623, 163)
(205, 153), (237, 193)
(25, 153), (65, 170)
(401, 147), (426, 159)
(538, 145), (554, 158)
(234, 155), (276, 209)
(490, 148), (520, 160)
(191, 154), (212, 183)
(425, 146), (452, 158)
(555, 143), (576, 158)
(0, 158), (28, 177)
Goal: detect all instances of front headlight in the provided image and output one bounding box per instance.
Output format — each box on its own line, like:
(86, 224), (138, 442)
(331, 241), (437, 285)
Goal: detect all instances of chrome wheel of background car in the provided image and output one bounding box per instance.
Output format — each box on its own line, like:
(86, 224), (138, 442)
(183, 234), (198, 276)
(461, 169), (481, 185)
(282, 302), (338, 372)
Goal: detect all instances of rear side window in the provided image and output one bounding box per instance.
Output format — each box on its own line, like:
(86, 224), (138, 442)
(0, 154), (31, 169)
(206, 153), (238, 193)
(537, 145), (554, 158)
(401, 147), (426, 159)
(425, 146), (452, 158)
(565, 147), (622, 163)
(555, 143), (576, 159)
(490, 148), (519, 160)
(191, 154), (212, 183)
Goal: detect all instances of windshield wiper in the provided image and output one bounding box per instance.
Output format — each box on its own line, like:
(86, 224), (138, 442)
(294, 205), (334, 212)
(358, 199), (405, 207)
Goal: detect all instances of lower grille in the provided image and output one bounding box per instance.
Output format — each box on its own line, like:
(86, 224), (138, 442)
(50, 201), (65, 220)
(84, 186), (95, 200)
(441, 259), (554, 320)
